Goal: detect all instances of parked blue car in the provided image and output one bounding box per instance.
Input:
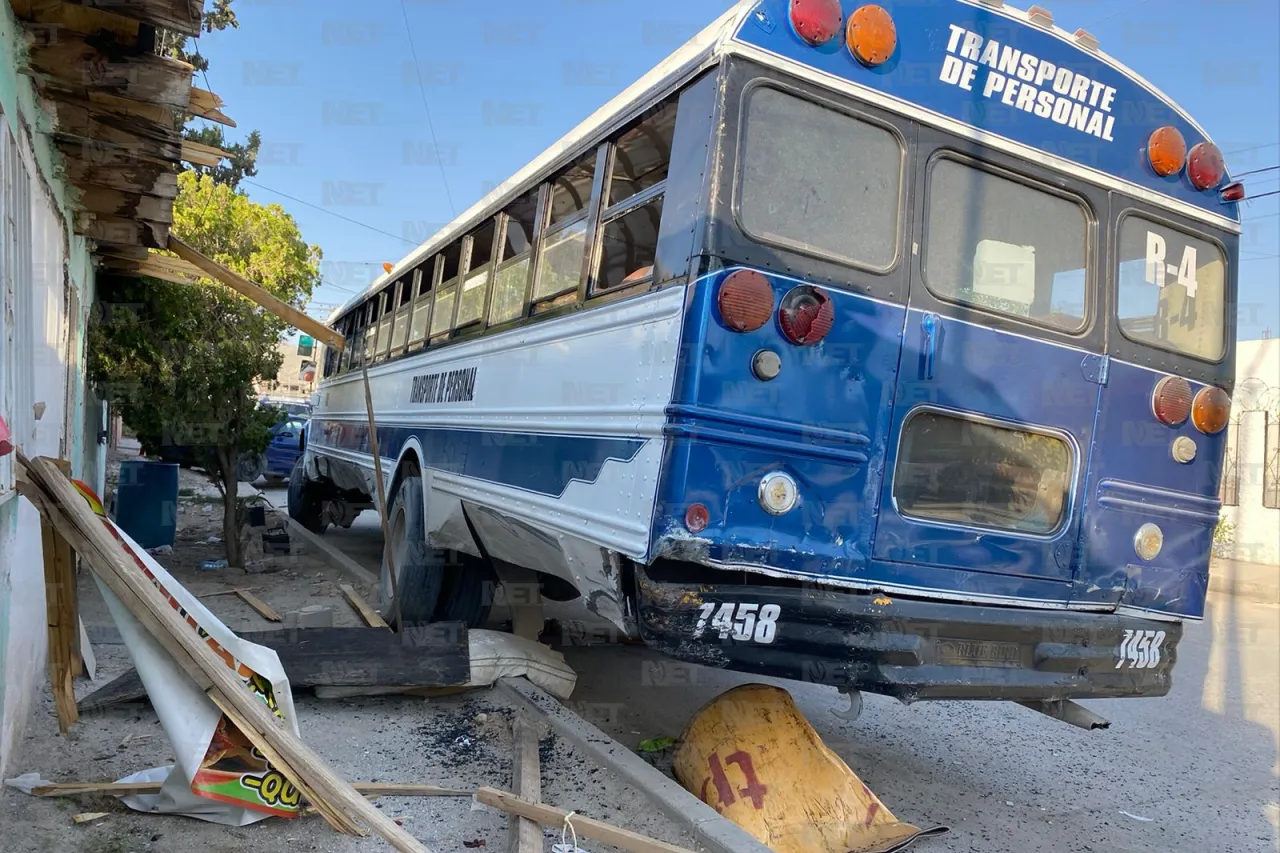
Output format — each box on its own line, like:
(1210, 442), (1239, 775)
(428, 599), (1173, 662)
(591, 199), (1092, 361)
(264, 417), (308, 482)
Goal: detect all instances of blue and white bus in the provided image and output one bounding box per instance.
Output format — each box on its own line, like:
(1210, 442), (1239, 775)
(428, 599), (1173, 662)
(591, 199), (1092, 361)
(294, 0), (1242, 724)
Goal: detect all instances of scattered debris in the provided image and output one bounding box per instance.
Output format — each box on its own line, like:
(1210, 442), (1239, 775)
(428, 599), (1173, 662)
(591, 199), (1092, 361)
(205, 534), (222, 544)
(478, 787), (698, 853)
(637, 737), (676, 754)
(198, 559), (228, 571)
(509, 712), (542, 853)
(340, 582), (390, 628)
(72, 812), (109, 824)
(147, 544), (173, 556)
(1120, 811), (1155, 822)
(19, 778), (471, 799)
(236, 588), (283, 622)
(285, 604), (334, 629)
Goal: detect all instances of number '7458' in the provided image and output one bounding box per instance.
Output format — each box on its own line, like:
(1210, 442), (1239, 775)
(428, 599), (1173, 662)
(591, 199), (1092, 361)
(693, 602), (781, 644)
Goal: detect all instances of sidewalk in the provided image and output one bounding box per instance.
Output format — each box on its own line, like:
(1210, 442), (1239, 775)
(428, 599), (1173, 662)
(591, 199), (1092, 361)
(1209, 556), (1280, 606)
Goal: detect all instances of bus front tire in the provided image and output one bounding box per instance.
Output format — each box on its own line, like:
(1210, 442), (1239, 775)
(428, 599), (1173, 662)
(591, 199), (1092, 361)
(382, 468), (446, 626)
(287, 458), (326, 534)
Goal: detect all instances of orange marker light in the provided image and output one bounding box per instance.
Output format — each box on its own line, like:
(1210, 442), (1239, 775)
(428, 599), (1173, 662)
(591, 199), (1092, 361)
(846, 5), (897, 67)
(382, 262), (394, 274)
(1148, 126), (1187, 177)
(1191, 386), (1231, 435)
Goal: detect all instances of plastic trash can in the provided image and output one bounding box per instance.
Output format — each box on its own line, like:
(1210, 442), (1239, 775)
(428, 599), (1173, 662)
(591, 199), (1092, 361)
(113, 460), (180, 549)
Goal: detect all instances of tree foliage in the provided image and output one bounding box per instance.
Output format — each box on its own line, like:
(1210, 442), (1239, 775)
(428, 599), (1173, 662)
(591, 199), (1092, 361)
(89, 173), (322, 566)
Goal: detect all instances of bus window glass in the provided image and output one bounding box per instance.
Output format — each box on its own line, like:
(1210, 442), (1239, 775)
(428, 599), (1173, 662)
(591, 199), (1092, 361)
(1117, 216), (1225, 361)
(431, 286), (456, 336)
(598, 198), (662, 290)
(491, 257), (530, 325)
(502, 190), (538, 258)
(895, 411), (1072, 535)
(608, 102), (676, 207)
(737, 86), (901, 270)
(534, 218), (588, 301)
(408, 274), (432, 348)
(925, 159), (1088, 331)
(457, 221), (496, 328)
(548, 153), (596, 227)
(390, 274), (415, 352)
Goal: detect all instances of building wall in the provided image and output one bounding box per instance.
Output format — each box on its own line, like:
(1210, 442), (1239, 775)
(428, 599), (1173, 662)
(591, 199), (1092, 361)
(1220, 339), (1280, 566)
(255, 339), (321, 403)
(0, 0), (101, 777)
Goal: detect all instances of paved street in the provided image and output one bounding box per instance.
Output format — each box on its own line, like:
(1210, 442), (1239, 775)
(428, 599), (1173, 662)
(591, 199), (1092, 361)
(262, 486), (1280, 852)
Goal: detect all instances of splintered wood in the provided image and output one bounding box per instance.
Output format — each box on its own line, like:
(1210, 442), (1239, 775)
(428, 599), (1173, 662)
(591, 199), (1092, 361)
(15, 453), (429, 853)
(40, 458), (80, 733)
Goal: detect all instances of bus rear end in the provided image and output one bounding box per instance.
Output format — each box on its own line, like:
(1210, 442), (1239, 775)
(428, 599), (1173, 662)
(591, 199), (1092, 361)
(635, 1), (1238, 717)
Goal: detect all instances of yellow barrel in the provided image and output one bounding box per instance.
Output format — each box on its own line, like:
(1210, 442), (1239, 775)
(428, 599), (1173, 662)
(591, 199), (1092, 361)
(672, 683), (937, 853)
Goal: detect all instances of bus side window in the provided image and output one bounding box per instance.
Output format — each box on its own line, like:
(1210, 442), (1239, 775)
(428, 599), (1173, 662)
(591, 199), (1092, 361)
(533, 151), (597, 304)
(388, 273), (416, 357)
(431, 241), (462, 341)
(457, 218), (497, 329)
(348, 305), (367, 371)
(490, 188), (540, 326)
(363, 293), (384, 364)
(336, 315), (354, 374)
(408, 257), (438, 351)
(595, 100), (676, 292)
(374, 285), (396, 362)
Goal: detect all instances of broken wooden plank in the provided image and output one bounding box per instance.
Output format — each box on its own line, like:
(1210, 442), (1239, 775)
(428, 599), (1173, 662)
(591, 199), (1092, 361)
(17, 0), (203, 37)
(188, 86), (235, 127)
(168, 235), (347, 352)
(71, 812), (109, 824)
(339, 583), (389, 629)
(236, 589), (282, 622)
(41, 458), (79, 732)
(17, 454), (429, 852)
(195, 586), (262, 600)
(77, 624), (470, 712)
(508, 714), (542, 853)
(477, 788), (699, 853)
(36, 780), (472, 798)
(22, 31), (195, 110)
(179, 139), (229, 167)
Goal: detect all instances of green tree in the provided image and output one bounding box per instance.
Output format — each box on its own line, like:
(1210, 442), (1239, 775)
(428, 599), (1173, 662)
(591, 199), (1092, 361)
(89, 172), (322, 567)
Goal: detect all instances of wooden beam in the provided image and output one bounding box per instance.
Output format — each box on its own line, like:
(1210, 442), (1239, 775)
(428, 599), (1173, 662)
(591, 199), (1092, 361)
(477, 788), (700, 853)
(41, 459), (79, 733)
(235, 589), (282, 623)
(188, 86), (235, 127)
(76, 214), (168, 249)
(63, 162), (178, 199)
(55, 0), (202, 37)
(76, 624), (470, 713)
(12, 0), (141, 46)
(180, 139), (229, 168)
(339, 583), (389, 629)
(168, 235), (347, 352)
(76, 186), (174, 225)
(22, 30), (195, 111)
(508, 715), (542, 853)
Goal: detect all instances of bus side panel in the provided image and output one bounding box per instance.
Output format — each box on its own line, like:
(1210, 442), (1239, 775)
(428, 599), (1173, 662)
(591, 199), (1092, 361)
(1073, 362), (1225, 619)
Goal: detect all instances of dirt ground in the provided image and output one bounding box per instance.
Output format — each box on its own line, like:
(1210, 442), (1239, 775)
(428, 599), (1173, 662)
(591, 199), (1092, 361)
(3, 453), (704, 853)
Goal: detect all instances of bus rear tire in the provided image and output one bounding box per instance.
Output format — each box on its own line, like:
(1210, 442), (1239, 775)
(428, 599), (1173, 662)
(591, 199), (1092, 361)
(382, 467), (445, 626)
(287, 458), (326, 534)
(433, 553), (495, 628)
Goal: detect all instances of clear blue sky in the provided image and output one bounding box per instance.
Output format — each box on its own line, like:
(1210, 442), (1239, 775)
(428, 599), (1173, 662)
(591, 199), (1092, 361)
(194, 0), (1279, 339)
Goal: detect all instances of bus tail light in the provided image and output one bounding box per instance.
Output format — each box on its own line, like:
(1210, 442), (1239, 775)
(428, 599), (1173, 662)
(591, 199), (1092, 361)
(1192, 386), (1231, 434)
(788, 0), (843, 47)
(1152, 376), (1192, 426)
(778, 285), (834, 346)
(685, 503), (710, 533)
(846, 5), (897, 67)
(1221, 182), (1246, 202)
(1187, 142), (1225, 190)
(1147, 126), (1186, 177)
(717, 270), (774, 332)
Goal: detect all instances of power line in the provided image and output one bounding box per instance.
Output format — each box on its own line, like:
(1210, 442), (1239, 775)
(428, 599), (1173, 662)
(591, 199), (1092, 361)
(1245, 190), (1280, 202)
(241, 178), (418, 245)
(1234, 165), (1280, 179)
(1244, 211), (1279, 221)
(1225, 142), (1280, 156)
(1084, 0), (1152, 28)
(399, 0), (457, 217)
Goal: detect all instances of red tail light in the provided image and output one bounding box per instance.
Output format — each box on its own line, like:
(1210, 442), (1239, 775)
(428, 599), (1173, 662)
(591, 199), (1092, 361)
(685, 503), (710, 533)
(789, 0), (843, 47)
(778, 285), (834, 346)
(1152, 376), (1192, 426)
(1187, 142), (1225, 190)
(1221, 182), (1246, 202)
(1192, 386), (1231, 434)
(717, 270), (774, 333)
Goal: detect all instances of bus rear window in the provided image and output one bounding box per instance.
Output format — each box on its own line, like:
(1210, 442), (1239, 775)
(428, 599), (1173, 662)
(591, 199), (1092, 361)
(1117, 215), (1226, 361)
(736, 85), (901, 270)
(895, 410), (1072, 536)
(924, 159), (1089, 332)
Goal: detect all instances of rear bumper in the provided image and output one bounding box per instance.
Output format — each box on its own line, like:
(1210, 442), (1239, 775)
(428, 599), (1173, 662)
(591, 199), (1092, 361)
(635, 568), (1181, 702)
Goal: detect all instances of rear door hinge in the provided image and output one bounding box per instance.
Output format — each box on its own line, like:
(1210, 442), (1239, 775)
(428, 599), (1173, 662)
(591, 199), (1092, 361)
(1081, 354), (1110, 386)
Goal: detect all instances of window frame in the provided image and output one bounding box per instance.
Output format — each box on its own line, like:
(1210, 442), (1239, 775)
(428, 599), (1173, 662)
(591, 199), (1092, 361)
(531, 143), (608, 307)
(919, 150), (1096, 337)
(591, 177), (666, 295)
(373, 281), (399, 363)
(1112, 208), (1230, 364)
(730, 78), (908, 276)
(891, 405), (1080, 541)
(456, 218), (500, 333)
